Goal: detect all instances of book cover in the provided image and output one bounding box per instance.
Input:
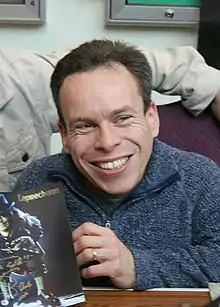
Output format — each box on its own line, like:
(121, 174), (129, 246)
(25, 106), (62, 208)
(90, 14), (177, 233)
(0, 183), (85, 307)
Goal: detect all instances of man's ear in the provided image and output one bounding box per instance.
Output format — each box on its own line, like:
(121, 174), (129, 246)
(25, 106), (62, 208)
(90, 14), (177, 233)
(145, 102), (160, 138)
(58, 122), (69, 153)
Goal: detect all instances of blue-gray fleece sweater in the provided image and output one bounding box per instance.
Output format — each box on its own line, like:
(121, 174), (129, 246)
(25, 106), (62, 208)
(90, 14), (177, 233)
(14, 139), (220, 289)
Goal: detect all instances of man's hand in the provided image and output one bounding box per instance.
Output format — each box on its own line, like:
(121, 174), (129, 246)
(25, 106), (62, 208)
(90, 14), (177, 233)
(72, 222), (136, 289)
(212, 93), (220, 121)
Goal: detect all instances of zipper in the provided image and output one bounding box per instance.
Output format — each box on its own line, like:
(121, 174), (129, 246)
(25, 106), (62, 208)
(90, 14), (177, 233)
(105, 220), (111, 228)
(49, 171), (116, 230)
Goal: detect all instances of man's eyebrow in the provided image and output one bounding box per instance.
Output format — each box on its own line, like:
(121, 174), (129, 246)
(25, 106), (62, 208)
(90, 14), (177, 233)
(110, 106), (135, 116)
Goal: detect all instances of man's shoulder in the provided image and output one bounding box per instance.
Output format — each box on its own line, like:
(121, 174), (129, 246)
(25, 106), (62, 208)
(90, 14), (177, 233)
(163, 141), (220, 181)
(14, 153), (72, 191)
(28, 152), (68, 170)
(154, 142), (220, 207)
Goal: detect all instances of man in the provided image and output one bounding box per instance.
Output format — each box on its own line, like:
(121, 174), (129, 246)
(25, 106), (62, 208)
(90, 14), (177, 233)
(14, 39), (220, 290)
(1, 43), (220, 192)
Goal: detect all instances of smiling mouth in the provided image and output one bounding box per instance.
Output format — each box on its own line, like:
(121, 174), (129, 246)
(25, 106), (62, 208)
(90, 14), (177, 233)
(91, 156), (130, 171)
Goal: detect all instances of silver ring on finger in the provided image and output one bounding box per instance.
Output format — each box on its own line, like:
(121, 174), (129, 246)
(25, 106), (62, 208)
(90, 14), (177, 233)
(92, 249), (98, 261)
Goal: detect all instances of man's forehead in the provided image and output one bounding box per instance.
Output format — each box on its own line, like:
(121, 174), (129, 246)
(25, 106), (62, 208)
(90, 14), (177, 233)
(63, 64), (138, 92)
(60, 65), (143, 122)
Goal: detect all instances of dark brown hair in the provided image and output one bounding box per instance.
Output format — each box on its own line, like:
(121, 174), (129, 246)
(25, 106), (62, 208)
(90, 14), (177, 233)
(50, 39), (152, 127)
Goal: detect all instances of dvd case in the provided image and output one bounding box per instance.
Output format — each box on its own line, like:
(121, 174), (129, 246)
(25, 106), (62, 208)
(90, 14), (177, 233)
(0, 183), (85, 307)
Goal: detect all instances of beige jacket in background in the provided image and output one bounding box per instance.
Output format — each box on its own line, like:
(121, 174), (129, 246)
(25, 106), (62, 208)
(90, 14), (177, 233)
(0, 45), (219, 191)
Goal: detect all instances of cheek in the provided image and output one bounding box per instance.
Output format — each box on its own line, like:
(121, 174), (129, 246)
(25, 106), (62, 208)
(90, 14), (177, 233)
(67, 136), (92, 161)
(125, 123), (152, 144)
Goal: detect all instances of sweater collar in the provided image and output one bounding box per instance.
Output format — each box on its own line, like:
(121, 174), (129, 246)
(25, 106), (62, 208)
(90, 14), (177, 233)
(48, 139), (180, 201)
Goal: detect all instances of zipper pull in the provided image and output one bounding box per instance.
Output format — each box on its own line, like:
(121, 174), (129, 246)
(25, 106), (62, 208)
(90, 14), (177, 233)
(105, 221), (111, 228)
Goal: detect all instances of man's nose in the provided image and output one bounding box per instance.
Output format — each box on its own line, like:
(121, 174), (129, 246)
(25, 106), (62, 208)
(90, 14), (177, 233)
(94, 124), (121, 152)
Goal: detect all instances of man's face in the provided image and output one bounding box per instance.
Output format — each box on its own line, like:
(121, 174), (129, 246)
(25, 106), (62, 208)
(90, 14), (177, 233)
(59, 64), (159, 195)
(0, 215), (9, 233)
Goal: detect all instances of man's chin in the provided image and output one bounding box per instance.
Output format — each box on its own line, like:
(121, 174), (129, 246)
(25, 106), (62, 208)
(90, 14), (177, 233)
(95, 181), (134, 195)
(82, 166), (135, 194)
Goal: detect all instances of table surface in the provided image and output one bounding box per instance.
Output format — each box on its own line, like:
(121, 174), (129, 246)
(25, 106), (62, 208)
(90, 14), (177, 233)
(83, 290), (211, 307)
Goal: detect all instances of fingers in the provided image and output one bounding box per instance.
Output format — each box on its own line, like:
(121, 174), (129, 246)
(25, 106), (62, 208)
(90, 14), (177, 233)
(72, 222), (121, 279)
(77, 247), (117, 266)
(72, 222), (136, 288)
(81, 258), (120, 280)
(74, 235), (104, 255)
(72, 222), (112, 242)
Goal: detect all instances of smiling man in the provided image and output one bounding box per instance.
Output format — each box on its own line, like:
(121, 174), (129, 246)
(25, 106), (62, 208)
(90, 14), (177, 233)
(58, 57), (158, 196)
(14, 39), (220, 290)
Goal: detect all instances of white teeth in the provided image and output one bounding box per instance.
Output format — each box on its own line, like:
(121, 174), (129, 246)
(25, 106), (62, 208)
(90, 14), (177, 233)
(99, 157), (128, 170)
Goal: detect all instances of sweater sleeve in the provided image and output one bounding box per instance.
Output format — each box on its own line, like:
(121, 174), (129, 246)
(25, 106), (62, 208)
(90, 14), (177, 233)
(131, 243), (220, 289)
(130, 160), (220, 289)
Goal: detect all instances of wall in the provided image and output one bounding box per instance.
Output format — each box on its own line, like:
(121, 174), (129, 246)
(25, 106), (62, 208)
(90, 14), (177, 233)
(0, 0), (199, 153)
(0, 0), (198, 51)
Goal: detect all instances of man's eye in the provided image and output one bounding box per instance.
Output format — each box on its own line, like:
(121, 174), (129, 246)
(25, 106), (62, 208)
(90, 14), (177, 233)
(117, 115), (132, 123)
(76, 123), (95, 130)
